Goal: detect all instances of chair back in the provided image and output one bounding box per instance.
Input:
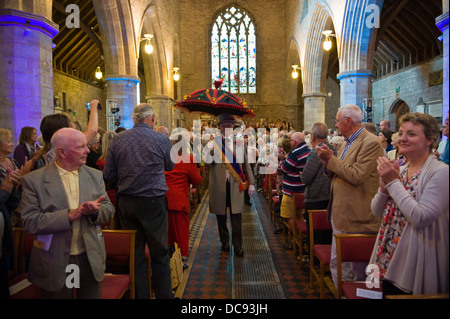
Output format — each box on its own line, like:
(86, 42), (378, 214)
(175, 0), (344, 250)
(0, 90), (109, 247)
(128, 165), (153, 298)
(293, 192), (305, 210)
(308, 209), (330, 231)
(102, 229), (137, 299)
(334, 234), (378, 299)
(337, 234), (377, 263)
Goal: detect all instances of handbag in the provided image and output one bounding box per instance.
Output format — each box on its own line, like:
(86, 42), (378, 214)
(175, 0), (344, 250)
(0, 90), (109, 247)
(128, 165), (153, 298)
(170, 242), (184, 290)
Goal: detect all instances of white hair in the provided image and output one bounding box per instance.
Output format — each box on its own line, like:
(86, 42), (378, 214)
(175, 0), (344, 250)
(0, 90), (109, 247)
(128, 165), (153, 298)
(133, 103), (155, 123)
(339, 104), (363, 124)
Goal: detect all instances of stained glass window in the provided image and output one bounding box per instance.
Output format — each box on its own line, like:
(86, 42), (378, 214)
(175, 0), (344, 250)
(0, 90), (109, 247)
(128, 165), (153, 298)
(211, 6), (256, 94)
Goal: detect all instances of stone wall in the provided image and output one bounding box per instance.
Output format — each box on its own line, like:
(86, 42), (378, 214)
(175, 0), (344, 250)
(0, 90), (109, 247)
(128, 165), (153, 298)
(372, 56), (444, 129)
(179, 0), (301, 129)
(53, 70), (107, 131)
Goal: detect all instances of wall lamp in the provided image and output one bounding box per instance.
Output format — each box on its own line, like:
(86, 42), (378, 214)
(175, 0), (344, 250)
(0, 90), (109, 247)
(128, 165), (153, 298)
(322, 30), (336, 51)
(173, 67), (180, 81)
(95, 66), (103, 79)
(141, 34), (154, 54)
(291, 65), (301, 79)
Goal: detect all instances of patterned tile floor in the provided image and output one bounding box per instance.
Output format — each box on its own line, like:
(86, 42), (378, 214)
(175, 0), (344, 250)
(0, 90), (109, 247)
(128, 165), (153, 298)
(175, 190), (334, 299)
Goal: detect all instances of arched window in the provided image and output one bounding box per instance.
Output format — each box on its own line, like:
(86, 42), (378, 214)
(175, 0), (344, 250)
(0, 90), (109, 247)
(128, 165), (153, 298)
(211, 6), (256, 94)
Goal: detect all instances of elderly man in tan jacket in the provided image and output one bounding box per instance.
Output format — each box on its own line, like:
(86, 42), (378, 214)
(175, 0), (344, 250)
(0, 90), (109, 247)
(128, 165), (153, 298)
(317, 104), (384, 287)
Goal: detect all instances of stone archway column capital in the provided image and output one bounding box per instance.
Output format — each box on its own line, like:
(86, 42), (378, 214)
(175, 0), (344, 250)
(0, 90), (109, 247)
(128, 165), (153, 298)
(336, 69), (375, 81)
(0, 8), (59, 38)
(302, 92), (327, 99)
(105, 75), (141, 84)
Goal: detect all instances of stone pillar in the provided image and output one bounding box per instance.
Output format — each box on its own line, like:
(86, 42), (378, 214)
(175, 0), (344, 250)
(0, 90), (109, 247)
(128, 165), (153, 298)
(337, 69), (374, 111)
(0, 9), (58, 143)
(145, 94), (176, 131)
(105, 75), (140, 129)
(302, 93), (326, 130)
(436, 11), (449, 123)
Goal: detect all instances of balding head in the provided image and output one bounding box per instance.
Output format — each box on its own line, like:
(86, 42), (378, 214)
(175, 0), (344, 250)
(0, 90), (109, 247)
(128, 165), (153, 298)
(156, 126), (170, 136)
(291, 132), (305, 147)
(51, 128), (89, 171)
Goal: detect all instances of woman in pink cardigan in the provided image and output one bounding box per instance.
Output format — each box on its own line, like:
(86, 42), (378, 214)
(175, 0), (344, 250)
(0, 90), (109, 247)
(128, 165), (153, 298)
(370, 112), (448, 296)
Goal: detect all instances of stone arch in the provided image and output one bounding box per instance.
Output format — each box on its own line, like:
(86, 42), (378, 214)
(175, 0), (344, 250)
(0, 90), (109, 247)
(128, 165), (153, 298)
(93, 0), (137, 77)
(301, 2), (336, 129)
(389, 98), (410, 131)
(138, 4), (169, 96)
(302, 2), (333, 95)
(286, 38), (304, 130)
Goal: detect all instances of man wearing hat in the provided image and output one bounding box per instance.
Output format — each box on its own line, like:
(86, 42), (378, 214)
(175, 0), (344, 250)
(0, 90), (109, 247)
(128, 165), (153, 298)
(207, 113), (255, 256)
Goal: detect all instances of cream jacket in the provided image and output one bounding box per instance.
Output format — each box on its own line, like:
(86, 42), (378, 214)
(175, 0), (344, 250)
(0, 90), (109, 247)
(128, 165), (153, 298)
(370, 154), (449, 294)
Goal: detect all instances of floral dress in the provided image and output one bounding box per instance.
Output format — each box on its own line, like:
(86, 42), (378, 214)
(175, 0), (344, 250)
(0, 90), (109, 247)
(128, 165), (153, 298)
(374, 165), (421, 279)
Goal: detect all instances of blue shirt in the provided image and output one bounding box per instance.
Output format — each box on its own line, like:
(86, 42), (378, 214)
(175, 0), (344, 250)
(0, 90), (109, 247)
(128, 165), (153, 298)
(281, 142), (310, 195)
(103, 123), (175, 197)
(340, 127), (365, 160)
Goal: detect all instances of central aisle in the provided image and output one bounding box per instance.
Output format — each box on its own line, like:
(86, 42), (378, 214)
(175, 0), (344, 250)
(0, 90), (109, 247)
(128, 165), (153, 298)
(175, 190), (333, 299)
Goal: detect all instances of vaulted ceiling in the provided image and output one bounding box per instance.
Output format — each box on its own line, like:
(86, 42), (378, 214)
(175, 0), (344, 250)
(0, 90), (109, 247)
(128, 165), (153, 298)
(50, 0), (443, 85)
(52, 0), (103, 84)
(374, 0), (443, 78)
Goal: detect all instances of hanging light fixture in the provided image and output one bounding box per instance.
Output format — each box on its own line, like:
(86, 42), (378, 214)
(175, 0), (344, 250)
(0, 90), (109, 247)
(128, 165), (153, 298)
(142, 34), (154, 54)
(322, 30), (336, 51)
(173, 67), (180, 81)
(95, 66), (103, 79)
(291, 65), (300, 79)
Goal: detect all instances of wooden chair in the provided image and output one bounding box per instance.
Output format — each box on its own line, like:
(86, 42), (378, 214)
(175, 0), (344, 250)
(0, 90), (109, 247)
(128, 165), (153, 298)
(189, 186), (199, 218)
(266, 172), (279, 227)
(308, 209), (332, 299)
(334, 233), (380, 299)
(102, 229), (137, 299)
(9, 229), (138, 299)
(9, 229), (42, 299)
(8, 227), (23, 279)
(385, 294), (449, 299)
(283, 193), (305, 253)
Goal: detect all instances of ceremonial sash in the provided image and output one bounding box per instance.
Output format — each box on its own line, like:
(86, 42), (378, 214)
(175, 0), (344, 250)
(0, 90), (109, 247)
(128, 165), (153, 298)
(214, 137), (248, 191)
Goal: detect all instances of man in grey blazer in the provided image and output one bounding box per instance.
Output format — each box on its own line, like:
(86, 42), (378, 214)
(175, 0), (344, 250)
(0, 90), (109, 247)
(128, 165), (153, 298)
(207, 114), (255, 257)
(20, 128), (115, 298)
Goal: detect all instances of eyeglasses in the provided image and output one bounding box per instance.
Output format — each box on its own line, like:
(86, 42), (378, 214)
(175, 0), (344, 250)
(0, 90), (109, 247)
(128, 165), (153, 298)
(335, 116), (348, 124)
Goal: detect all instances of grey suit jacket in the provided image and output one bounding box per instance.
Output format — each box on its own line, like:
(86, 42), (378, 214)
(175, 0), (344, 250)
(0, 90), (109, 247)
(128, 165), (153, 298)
(207, 138), (254, 215)
(20, 162), (115, 292)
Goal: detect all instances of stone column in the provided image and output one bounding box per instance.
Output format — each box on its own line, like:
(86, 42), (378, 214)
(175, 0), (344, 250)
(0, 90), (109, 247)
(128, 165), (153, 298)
(105, 75), (140, 129)
(0, 9), (58, 142)
(337, 69), (374, 111)
(436, 11), (449, 122)
(145, 94), (176, 131)
(302, 93), (326, 130)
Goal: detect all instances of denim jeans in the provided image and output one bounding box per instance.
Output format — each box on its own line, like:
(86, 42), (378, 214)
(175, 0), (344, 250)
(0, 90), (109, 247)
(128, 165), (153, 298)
(118, 195), (173, 299)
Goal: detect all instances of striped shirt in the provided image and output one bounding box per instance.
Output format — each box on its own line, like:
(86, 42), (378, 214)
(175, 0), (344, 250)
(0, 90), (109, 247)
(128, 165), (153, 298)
(340, 126), (365, 160)
(281, 142), (310, 195)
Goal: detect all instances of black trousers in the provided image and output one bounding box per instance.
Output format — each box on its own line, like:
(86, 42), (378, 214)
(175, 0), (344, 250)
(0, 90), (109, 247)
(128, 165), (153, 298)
(118, 195), (173, 299)
(216, 180), (243, 249)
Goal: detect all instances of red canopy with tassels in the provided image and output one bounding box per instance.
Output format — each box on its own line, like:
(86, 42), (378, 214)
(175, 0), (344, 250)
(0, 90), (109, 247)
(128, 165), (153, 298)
(174, 80), (255, 118)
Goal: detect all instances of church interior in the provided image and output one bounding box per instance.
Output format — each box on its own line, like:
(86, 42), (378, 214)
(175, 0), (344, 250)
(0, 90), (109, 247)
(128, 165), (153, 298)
(1, 0), (449, 303)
